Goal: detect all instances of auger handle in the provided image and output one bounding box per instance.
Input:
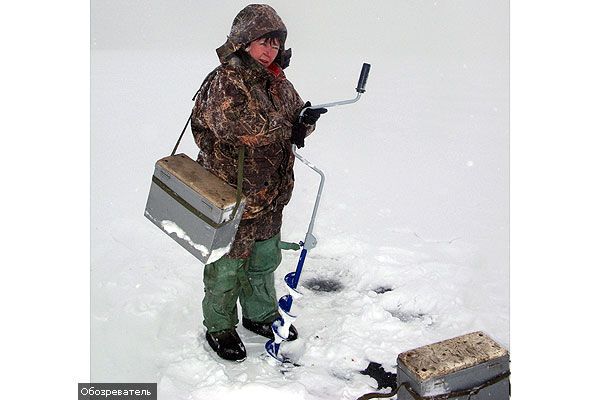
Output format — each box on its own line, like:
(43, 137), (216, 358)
(299, 63), (372, 117)
(356, 63), (371, 93)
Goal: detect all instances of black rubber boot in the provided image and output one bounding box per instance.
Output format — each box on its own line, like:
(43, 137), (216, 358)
(205, 329), (247, 362)
(242, 317), (298, 341)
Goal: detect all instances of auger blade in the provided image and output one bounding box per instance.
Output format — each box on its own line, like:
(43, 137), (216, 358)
(284, 271), (297, 288)
(265, 339), (285, 362)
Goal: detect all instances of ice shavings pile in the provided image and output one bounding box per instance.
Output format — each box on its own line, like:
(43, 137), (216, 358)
(131, 229), (497, 400)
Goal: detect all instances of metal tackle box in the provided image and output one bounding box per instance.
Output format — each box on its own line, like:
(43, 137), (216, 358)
(144, 153), (246, 264)
(396, 331), (510, 399)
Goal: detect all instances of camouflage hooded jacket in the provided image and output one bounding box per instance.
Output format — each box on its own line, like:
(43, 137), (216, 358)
(191, 4), (314, 257)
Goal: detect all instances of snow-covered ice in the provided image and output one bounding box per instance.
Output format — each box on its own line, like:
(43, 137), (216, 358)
(91, 1), (508, 399)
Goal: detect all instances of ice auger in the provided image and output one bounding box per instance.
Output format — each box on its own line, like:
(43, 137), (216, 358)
(265, 63), (371, 362)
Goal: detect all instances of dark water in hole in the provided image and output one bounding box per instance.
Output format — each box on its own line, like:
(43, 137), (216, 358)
(373, 286), (393, 294)
(303, 277), (343, 293)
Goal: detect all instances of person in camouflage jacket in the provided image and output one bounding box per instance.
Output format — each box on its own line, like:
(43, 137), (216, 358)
(190, 4), (327, 361)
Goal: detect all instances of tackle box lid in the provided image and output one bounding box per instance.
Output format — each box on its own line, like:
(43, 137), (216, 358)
(397, 331), (508, 382)
(156, 153), (244, 209)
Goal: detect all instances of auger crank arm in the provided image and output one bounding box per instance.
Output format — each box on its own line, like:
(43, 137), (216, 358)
(299, 63), (371, 118)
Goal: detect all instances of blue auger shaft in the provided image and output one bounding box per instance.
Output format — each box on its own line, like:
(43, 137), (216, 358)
(293, 248), (308, 289)
(281, 248), (308, 312)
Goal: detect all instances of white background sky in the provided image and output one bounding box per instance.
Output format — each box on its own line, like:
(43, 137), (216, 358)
(91, 0), (508, 54)
(90, 0), (508, 98)
(3, 1), (600, 399)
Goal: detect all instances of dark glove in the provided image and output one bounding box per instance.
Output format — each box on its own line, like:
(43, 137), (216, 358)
(299, 101), (327, 125)
(291, 123), (307, 148)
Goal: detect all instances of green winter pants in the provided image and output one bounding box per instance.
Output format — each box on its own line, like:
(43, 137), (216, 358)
(202, 233), (298, 333)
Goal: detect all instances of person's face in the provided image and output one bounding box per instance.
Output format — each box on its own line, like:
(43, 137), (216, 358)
(246, 37), (280, 67)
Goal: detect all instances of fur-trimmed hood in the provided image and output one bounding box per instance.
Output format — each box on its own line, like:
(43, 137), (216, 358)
(216, 4), (291, 69)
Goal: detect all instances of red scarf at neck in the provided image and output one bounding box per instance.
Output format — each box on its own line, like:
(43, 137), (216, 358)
(267, 63), (283, 78)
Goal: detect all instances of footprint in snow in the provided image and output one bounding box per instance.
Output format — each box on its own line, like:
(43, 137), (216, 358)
(389, 309), (434, 326)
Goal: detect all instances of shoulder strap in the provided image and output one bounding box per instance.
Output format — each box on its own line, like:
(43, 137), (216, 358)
(170, 111), (193, 157)
(171, 66), (220, 156)
(226, 146), (245, 224)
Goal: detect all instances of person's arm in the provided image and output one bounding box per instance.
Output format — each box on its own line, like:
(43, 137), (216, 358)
(200, 68), (292, 147)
